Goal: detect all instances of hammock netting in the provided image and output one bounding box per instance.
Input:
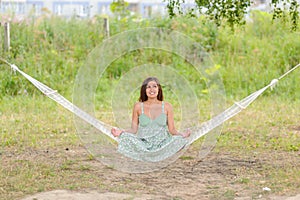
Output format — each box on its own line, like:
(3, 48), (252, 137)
(1, 28), (299, 173)
(73, 28), (226, 172)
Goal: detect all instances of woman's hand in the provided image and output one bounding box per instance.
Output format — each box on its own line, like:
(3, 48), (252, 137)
(111, 127), (124, 137)
(181, 128), (191, 138)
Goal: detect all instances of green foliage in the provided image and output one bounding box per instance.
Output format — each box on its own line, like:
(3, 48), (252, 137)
(271, 0), (300, 31)
(197, 0), (251, 29)
(0, 15), (299, 102)
(166, 0), (251, 28)
(166, 0), (299, 30)
(110, 0), (130, 19)
(0, 16), (105, 99)
(166, 0), (185, 18)
(0, 16), (299, 200)
(212, 10), (300, 98)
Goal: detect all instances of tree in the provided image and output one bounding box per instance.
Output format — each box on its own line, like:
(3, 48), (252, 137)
(110, 0), (130, 19)
(271, 0), (299, 30)
(165, 0), (299, 30)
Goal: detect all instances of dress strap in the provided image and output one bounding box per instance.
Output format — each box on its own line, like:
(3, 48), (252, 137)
(141, 102), (144, 114)
(162, 101), (165, 113)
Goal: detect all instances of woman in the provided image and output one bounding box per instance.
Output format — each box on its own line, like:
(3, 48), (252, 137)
(111, 77), (190, 162)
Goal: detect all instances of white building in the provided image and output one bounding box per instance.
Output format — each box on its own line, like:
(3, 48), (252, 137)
(0, 0), (197, 19)
(1, 0), (299, 19)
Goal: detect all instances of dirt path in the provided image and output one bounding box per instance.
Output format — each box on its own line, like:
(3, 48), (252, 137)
(8, 145), (298, 200)
(20, 190), (166, 200)
(20, 190), (300, 200)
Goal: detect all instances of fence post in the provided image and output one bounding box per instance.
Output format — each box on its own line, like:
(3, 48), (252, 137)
(103, 17), (110, 38)
(4, 22), (10, 52)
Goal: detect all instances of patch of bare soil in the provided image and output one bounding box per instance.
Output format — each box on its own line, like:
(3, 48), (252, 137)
(19, 190), (300, 200)
(1, 145), (299, 200)
(20, 190), (166, 200)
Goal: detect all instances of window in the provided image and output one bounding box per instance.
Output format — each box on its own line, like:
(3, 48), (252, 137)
(55, 4), (63, 15)
(143, 5), (152, 18)
(78, 4), (89, 17)
(0, 2), (26, 14)
(27, 1), (44, 16)
(98, 2), (112, 15)
(53, 2), (89, 18)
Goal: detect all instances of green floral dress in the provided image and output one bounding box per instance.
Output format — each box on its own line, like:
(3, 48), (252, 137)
(118, 102), (187, 162)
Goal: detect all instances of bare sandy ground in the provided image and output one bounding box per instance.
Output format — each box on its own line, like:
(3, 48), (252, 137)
(18, 148), (300, 200)
(20, 190), (300, 200)
(20, 190), (165, 200)
(2, 143), (299, 200)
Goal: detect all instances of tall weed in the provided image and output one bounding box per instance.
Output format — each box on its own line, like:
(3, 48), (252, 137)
(0, 13), (299, 101)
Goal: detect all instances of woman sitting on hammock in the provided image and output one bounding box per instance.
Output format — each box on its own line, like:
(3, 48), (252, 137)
(111, 77), (191, 162)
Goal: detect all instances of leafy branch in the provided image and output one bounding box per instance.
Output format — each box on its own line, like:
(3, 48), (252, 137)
(165, 0), (299, 30)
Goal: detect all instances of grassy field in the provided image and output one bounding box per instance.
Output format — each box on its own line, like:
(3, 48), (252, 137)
(0, 11), (300, 199)
(0, 95), (299, 199)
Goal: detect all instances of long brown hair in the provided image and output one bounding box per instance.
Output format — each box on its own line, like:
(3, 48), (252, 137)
(139, 77), (163, 102)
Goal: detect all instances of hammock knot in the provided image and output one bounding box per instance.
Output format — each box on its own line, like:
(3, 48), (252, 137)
(270, 79), (279, 90)
(234, 101), (246, 109)
(11, 64), (19, 73)
(44, 90), (58, 96)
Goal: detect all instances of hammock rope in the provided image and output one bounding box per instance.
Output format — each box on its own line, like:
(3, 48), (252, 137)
(1, 58), (299, 148)
(278, 63), (300, 80)
(0, 58), (116, 142)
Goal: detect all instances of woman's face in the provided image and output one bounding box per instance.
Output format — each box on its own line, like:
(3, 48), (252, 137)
(146, 81), (159, 99)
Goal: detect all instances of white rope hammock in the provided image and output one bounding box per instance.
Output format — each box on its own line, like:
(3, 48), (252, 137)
(1, 58), (299, 154)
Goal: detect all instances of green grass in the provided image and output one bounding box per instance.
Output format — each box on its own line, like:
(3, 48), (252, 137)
(0, 12), (299, 199)
(0, 96), (78, 150)
(0, 95), (299, 199)
(217, 97), (300, 153)
(1, 12), (299, 100)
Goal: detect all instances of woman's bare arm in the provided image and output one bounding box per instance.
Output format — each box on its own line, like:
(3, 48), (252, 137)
(111, 102), (140, 137)
(124, 102), (139, 134)
(166, 102), (190, 138)
(165, 102), (179, 135)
